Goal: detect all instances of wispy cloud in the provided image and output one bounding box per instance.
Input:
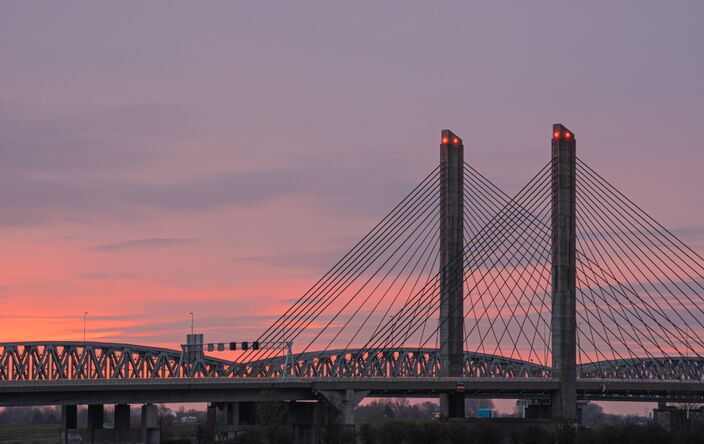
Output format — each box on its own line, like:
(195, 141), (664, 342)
(91, 238), (195, 252)
(0, 100), (419, 226)
(76, 272), (140, 280)
(0, 102), (188, 174)
(234, 248), (346, 270)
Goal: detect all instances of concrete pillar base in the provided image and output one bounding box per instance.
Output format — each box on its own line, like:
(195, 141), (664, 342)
(141, 403), (160, 444)
(61, 405), (77, 430)
(289, 401), (320, 444)
(61, 405), (77, 444)
(206, 403), (217, 444)
(654, 406), (687, 433)
(224, 401), (239, 426)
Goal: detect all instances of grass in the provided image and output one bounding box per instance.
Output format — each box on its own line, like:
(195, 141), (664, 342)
(0, 424), (60, 444)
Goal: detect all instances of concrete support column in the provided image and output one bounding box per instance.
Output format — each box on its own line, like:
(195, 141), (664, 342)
(61, 405), (77, 430)
(224, 402), (239, 426)
(215, 402), (240, 442)
(206, 403), (217, 444)
(141, 403), (160, 444)
(439, 129), (465, 419)
(550, 123), (577, 421)
(316, 389), (367, 435)
(114, 404), (130, 429)
(341, 389), (355, 426)
(289, 401), (320, 444)
(61, 405), (77, 443)
(86, 404), (104, 430)
(238, 401), (257, 425)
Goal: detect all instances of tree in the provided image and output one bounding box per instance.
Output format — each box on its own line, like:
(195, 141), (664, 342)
(383, 404), (395, 419)
(256, 401), (291, 444)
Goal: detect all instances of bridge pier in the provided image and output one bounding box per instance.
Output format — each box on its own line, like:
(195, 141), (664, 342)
(113, 404), (132, 443)
(87, 404), (104, 430)
(550, 123), (577, 422)
(86, 403), (104, 443)
(204, 402), (241, 443)
(114, 404), (130, 429)
(114, 403), (131, 442)
(439, 129), (465, 419)
(317, 389), (367, 426)
(61, 404), (77, 443)
(654, 406), (686, 433)
(289, 401), (321, 444)
(223, 401), (239, 426)
(218, 402), (240, 441)
(141, 403), (160, 444)
(206, 403), (217, 443)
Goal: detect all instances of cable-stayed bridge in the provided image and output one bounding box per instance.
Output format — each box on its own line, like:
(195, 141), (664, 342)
(2, 124), (704, 438)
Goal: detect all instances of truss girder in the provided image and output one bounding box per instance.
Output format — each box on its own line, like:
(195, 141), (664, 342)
(3, 342), (704, 382)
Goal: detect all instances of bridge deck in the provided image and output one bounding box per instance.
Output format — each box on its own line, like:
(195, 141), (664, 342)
(1, 377), (704, 406)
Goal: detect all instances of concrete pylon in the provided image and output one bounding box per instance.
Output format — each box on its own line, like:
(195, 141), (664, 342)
(114, 404), (130, 429)
(141, 403), (160, 444)
(206, 403), (217, 444)
(87, 404), (104, 430)
(439, 129), (465, 418)
(61, 405), (77, 443)
(550, 123), (577, 421)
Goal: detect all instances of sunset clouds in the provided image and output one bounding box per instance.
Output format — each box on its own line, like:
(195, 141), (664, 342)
(1, 1), (702, 354)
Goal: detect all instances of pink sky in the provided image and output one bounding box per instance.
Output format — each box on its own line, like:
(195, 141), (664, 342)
(1, 3), (703, 415)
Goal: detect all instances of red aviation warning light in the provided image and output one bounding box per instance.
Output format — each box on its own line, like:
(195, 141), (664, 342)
(553, 124), (574, 141)
(441, 129), (462, 148)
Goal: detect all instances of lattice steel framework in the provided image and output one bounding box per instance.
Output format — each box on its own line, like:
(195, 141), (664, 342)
(3, 342), (704, 382)
(0, 342), (550, 381)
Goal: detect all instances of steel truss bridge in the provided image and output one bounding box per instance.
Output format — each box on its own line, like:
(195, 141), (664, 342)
(3, 342), (704, 406)
(5, 342), (704, 382)
(2, 124), (704, 420)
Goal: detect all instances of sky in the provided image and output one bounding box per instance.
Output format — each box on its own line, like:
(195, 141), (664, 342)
(1, 2), (703, 413)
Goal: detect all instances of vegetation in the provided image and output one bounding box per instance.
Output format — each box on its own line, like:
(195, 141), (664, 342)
(0, 424), (59, 444)
(354, 420), (704, 444)
(0, 407), (60, 425)
(355, 399), (441, 424)
(5, 401), (704, 444)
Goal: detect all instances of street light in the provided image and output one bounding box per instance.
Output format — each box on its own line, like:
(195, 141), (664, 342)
(189, 312), (194, 336)
(83, 312), (88, 343)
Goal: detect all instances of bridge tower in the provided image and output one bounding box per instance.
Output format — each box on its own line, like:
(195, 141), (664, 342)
(439, 129), (465, 418)
(550, 123), (577, 421)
